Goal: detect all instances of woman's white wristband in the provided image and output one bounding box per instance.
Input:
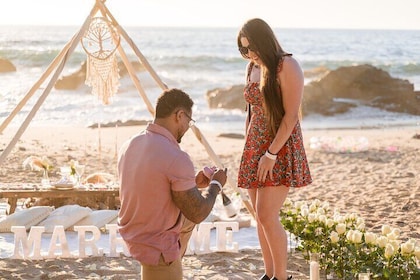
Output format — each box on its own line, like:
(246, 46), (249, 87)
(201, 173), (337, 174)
(265, 151), (277, 160)
(209, 180), (223, 193)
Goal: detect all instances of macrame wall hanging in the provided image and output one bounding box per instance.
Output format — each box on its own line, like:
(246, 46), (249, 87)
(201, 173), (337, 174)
(81, 17), (121, 105)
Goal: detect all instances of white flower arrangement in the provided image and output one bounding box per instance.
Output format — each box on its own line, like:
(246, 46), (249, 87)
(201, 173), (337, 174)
(22, 156), (52, 172)
(280, 198), (420, 279)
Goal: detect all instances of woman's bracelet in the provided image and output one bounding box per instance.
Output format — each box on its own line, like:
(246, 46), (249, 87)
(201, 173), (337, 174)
(209, 180), (223, 193)
(265, 150), (277, 160)
(267, 149), (277, 156)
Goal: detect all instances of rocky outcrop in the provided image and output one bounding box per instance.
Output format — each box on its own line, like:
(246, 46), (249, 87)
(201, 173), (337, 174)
(54, 60), (145, 90)
(54, 61), (88, 90)
(206, 85), (246, 110)
(88, 119), (150, 128)
(303, 66), (329, 78)
(0, 57), (16, 72)
(206, 64), (419, 116)
(302, 64), (418, 116)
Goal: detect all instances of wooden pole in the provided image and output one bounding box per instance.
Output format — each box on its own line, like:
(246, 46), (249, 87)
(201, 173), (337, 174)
(190, 125), (255, 218)
(0, 4), (99, 166)
(114, 43), (155, 115)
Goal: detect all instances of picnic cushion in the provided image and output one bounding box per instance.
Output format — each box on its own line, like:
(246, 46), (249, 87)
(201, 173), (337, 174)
(107, 216), (118, 225)
(0, 206), (54, 232)
(69, 209), (118, 230)
(37, 204), (92, 233)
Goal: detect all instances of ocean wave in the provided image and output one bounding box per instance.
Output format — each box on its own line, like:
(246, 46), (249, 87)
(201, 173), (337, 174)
(2, 26), (419, 132)
(4, 47), (418, 81)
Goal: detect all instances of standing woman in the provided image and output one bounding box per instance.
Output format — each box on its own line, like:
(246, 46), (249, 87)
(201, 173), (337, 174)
(237, 18), (312, 280)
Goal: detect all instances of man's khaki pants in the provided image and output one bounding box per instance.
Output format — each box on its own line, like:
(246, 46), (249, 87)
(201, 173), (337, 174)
(141, 217), (196, 280)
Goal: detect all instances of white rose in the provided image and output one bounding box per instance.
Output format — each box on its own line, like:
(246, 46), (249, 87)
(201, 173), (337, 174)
(346, 230), (354, 241)
(333, 212), (344, 223)
(345, 213), (357, 221)
(326, 218), (335, 228)
(387, 231), (399, 241)
(330, 231), (339, 244)
(381, 225), (392, 236)
(389, 240), (400, 252)
(364, 232), (377, 245)
(414, 246), (420, 261)
(284, 198), (293, 207)
(294, 201), (304, 209)
(336, 223), (346, 235)
(385, 243), (395, 259)
(356, 223), (365, 231)
(317, 207), (326, 216)
(401, 241), (415, 255)
(317, 214), (326, 224)
(308, 213), (316, 223)
(376, 236), (388, 248)
(300, 207), (309, 217)
(352, 230), (363, 244)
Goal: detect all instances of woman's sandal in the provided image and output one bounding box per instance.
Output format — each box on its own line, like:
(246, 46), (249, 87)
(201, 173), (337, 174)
(260, 274), (292, 280)
(269, 277), (292, 280)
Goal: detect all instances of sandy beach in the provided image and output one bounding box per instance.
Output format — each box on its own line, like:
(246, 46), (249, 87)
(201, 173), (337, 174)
(0, 124), (419, 279)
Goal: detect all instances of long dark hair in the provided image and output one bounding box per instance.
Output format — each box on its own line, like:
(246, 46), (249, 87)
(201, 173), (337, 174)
(237, 18), (290, 137)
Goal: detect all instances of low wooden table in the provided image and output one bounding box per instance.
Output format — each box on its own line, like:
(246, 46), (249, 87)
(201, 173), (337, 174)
(0, 186), (119, 215)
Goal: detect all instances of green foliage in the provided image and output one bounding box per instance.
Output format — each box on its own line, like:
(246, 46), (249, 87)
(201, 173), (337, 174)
(280, 198), (420, 280)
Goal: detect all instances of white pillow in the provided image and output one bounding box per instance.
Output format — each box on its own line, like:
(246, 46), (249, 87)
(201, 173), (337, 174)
(70, 210), (118, 230)
(37, 205), (92, 233)
(0, 206), (54, 233)
(107, 216), (118, 225)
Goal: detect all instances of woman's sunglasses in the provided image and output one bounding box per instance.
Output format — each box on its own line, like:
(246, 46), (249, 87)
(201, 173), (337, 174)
(238, 45), (255, 56)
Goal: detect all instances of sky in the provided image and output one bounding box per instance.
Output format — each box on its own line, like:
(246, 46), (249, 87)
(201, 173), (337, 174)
(0, 0), (419, 30)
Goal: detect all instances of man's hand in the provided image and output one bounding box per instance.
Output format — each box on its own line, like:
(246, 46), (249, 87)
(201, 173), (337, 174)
(195, 170), (210, 188)
(173, 167), (228, 224)
(212, 168), (228, 188)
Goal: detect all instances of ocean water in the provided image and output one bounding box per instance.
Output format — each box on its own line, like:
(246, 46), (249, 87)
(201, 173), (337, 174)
(0, 26), (419, 134)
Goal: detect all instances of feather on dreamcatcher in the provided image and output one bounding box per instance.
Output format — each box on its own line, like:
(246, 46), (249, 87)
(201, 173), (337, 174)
(81, 17), (120, 105)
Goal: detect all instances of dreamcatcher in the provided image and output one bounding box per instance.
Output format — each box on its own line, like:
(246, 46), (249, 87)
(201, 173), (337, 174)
(81, 17), (121, 105)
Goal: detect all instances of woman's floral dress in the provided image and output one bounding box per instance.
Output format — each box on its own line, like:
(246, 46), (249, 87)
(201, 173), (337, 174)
(238, 58), (312, 189)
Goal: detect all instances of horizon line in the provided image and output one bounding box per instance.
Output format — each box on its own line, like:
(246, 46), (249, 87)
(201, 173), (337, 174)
(0, 23), (419, 32)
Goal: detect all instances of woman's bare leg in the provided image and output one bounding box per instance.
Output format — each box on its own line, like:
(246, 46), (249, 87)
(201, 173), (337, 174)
(255, 186), (289, 280)
(248, 188), (274, 278)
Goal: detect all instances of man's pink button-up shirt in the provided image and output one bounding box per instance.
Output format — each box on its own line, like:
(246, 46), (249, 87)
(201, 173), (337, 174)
(118, 123), (196, 265)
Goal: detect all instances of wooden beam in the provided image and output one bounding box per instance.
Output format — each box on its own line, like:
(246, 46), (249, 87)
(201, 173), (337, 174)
(0, 41), (72, 134)
(97, 1), (167, 90)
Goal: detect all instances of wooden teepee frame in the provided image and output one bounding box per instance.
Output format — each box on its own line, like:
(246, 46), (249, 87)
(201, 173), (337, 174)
(0, 0), (255, 218)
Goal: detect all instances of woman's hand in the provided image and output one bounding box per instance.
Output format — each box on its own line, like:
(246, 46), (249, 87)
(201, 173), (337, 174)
(257, 155), (276, 182)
